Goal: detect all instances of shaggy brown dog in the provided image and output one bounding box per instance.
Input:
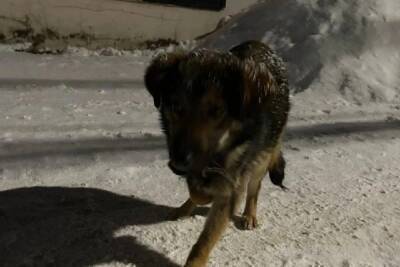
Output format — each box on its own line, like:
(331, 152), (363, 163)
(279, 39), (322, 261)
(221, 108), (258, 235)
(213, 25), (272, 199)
(145, 40), (290, 267)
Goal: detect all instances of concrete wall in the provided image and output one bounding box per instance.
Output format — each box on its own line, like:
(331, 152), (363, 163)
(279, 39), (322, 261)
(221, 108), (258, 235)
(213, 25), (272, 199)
(0, 0), (257, 44)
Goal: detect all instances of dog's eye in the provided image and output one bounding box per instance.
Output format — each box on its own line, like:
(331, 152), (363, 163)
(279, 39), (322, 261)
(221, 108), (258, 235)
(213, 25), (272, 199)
(208, 106), (225, 118)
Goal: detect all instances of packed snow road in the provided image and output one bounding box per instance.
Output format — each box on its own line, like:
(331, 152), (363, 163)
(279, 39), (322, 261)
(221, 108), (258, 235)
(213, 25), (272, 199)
(0, 46), (399, 267)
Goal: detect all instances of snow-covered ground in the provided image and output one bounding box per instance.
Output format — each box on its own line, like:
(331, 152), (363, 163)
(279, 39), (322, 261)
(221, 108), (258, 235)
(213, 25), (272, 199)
(1, 1), (400, 266)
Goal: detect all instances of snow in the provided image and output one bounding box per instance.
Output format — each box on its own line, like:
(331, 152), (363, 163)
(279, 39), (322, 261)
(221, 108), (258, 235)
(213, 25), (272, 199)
(200, 0), (400, 99)
(0, 1), (399, 266)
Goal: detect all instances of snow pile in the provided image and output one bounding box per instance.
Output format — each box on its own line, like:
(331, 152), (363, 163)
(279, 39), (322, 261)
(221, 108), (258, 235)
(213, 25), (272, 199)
(64, 40), (197, 58)
(0, 39), (197, 59)
(0, 42), (31, 52)
(200, 0), (400, 103)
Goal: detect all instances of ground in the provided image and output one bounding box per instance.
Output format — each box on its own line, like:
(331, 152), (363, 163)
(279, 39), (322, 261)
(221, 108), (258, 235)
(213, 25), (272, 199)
(0, 41), (399, 267)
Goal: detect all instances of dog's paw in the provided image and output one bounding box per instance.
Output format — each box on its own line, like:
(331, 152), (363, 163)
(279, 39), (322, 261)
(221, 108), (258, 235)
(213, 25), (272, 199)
(242, 214), (259, 230)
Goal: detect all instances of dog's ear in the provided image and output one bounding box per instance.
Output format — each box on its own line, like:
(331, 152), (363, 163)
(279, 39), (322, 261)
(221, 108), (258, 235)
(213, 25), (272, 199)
(144, 52), (185, 108)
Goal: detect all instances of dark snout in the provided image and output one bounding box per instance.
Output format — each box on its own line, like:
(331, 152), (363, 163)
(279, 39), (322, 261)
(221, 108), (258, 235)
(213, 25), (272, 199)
(168, 151), (192, 176)
(167, 132), (208, 177)
(168, 159), (189, 176)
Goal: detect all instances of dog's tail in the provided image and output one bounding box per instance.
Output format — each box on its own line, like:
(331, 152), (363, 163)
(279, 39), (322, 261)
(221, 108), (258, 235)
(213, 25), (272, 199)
(269, 151), (288, 191)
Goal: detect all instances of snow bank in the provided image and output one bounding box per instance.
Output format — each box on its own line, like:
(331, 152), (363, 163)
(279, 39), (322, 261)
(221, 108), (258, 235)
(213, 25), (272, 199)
(200, 0), (400, 103)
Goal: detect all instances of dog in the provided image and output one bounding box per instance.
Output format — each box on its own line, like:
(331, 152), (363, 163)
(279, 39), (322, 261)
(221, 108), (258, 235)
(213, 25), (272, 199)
(145, 40), (290, 267)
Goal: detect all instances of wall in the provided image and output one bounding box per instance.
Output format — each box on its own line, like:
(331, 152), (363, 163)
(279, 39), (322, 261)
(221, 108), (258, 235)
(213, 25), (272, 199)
(0, 0), (257, 45)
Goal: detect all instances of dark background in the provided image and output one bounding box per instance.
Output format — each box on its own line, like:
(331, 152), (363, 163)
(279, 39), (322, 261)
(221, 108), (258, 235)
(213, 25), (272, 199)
(143, 0), (226, 11)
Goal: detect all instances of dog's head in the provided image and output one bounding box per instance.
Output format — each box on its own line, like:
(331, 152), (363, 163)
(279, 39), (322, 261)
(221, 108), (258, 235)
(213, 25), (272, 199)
(145, 50), (272, 184)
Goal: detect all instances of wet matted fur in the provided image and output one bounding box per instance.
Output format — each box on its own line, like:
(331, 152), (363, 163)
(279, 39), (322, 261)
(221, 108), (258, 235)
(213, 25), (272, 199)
(145, 40), (290, 267)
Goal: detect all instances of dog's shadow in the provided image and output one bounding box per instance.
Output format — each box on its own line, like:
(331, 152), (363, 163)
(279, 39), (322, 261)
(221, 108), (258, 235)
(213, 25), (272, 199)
(0, 186), (205, 267)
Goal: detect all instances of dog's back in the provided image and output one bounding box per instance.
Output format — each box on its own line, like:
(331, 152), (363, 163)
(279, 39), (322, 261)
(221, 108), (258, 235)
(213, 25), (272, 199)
(229, 41), (290, 189)
(227, 41), (290, 154)
(230, 40), (289, 98)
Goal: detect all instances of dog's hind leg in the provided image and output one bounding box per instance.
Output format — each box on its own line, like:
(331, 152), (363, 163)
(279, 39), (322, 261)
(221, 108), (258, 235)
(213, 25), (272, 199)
(242, 149), (281, 230)
(239, 150), (272, 230)
(242, 173), (263, 230)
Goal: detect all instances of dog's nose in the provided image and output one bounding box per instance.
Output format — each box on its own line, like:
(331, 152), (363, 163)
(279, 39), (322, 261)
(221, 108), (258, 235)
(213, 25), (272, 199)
(168, 154), (192, 176)
(168, 160), (188, 175)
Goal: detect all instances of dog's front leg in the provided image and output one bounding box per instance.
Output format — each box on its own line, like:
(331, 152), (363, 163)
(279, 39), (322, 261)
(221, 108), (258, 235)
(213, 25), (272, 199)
(169, 186), (213, 220)
(184, 196), (232, 267)
(169, 198), (197, 220)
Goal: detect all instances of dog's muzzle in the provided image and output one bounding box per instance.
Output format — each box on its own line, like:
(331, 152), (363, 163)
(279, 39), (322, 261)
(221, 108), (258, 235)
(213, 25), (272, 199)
(168, 160), (189, 176)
